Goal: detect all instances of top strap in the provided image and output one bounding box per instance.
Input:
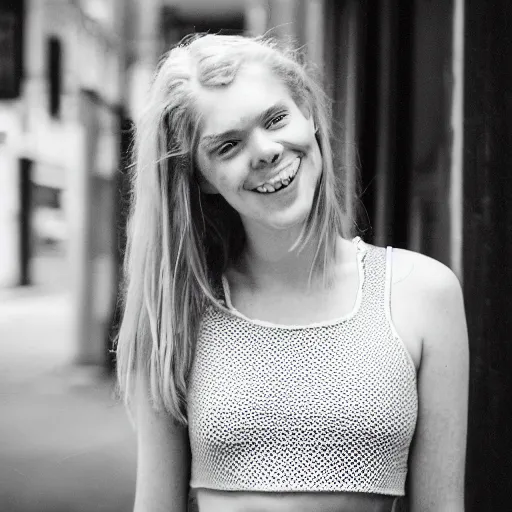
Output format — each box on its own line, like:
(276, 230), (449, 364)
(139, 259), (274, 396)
(384, 245), (402, 341)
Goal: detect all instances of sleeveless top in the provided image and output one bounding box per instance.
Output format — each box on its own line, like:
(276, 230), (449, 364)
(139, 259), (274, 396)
(187, 238), (418, 496)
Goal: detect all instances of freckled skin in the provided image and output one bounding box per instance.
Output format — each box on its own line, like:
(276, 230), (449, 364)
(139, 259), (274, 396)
(195, 62), (322, 234)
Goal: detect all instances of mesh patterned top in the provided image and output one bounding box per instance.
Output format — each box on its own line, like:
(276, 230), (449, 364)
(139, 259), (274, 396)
(187, 237), (418, 496)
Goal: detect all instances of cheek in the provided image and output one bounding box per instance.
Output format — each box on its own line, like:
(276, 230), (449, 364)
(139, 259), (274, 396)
(195, 152), (223, 194)
(206, 161), (243, 193)
(197, 153), (226, 186)
(286, 118), (317, 149)
(196, 152), (211, 180)
(217, 171), (234, 189)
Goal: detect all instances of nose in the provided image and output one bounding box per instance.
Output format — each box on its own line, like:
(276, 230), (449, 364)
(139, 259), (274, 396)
(250, 130), (283, 170)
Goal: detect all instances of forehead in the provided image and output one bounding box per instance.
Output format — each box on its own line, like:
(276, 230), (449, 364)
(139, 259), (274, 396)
(196, 62), (294, 137)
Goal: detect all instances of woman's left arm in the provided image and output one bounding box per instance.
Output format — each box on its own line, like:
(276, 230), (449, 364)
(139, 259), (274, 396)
(407, 258), (469, 511)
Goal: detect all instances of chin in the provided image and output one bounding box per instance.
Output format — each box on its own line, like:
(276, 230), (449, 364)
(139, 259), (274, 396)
(263, 203), (313, 232)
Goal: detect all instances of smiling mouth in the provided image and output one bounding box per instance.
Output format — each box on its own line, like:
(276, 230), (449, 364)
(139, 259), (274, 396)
(251, 158), (301, 194)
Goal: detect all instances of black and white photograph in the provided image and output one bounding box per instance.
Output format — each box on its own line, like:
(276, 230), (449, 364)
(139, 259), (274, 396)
(0, 1), (510, 511)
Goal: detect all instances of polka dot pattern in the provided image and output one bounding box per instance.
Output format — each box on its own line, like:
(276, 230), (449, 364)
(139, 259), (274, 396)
(187, 241), (418, 495)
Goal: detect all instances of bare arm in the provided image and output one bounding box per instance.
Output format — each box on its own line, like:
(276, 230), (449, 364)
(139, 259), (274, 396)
(405, 256), (469, 511)
(133, 370), (191, 512)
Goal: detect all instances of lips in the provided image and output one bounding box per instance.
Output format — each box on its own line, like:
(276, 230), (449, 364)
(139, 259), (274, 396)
(246, 157), (302, 193)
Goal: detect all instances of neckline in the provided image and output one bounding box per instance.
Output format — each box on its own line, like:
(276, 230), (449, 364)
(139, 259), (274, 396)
(218, 236), (368, 330)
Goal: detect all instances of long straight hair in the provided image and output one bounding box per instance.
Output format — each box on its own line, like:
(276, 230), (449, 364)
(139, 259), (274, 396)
(116, 34), (354, 425)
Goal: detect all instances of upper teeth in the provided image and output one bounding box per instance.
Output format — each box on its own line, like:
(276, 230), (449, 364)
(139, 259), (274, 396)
(255, 158), (300, 193)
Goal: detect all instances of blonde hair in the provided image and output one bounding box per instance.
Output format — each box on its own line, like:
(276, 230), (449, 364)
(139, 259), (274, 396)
(116, 33), (354, 425)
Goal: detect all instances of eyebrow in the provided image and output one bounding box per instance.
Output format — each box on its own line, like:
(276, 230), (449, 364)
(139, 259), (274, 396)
(199, 103), (288, 151)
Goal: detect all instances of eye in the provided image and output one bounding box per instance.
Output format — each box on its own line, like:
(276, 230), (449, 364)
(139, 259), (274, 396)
(267, 113), (288, 128)
(218, 141), (238, 155)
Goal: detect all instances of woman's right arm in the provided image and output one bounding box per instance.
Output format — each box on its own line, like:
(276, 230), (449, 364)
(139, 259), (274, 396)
(133, 370), (191, 512)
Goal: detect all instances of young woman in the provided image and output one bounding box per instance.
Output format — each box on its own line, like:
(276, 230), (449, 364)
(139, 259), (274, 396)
(116, 34), (469, 512)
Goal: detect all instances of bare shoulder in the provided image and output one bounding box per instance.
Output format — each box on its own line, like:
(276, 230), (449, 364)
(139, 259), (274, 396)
(389, 248), (466, 353)
(385, 247), (466, 369)
(390, 247), (462, 300)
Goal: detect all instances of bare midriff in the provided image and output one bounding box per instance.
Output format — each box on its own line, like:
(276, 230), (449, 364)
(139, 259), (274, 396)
(192, 489), (397, 512)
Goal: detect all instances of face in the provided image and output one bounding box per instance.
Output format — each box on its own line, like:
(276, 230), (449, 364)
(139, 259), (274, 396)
(195, 62), (322, 235)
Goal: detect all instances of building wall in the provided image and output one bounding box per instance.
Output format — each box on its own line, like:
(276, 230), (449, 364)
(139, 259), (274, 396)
(0, 103), (22, 287)
(0, 0), (125, 365)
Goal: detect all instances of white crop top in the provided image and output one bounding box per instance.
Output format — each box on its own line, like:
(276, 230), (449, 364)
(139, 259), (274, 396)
(187, 238), (418, 495)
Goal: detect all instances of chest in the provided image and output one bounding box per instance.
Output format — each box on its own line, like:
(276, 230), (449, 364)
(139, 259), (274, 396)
(224, 265), (360, 326)
(188, 313), (417, 445)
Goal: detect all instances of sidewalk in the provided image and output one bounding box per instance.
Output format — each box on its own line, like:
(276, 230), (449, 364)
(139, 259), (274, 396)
(0, 288), (137, 512)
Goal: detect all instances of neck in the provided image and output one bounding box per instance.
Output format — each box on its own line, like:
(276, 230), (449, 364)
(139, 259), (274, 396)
(236, 223), (332, 291)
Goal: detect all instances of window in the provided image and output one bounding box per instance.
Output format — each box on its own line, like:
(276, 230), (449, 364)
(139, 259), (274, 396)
(47, 36), (62, 118)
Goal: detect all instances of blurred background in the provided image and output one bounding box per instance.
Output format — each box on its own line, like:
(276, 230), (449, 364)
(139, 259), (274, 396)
(0, 0), (511, 510)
